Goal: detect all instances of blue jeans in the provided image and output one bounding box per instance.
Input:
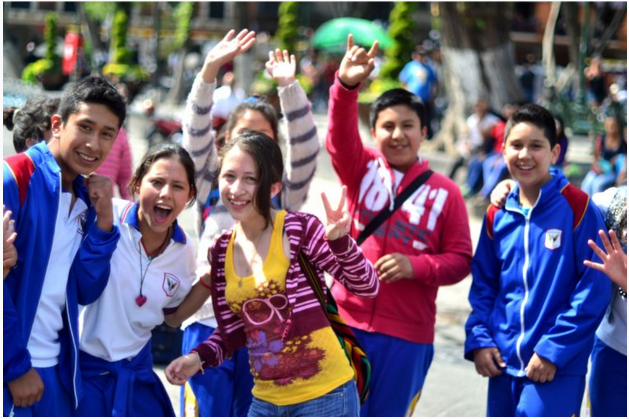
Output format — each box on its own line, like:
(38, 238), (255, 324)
(248, 379), (359, 417)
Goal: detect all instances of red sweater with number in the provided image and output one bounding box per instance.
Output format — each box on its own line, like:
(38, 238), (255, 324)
(326, 77), (473, 344)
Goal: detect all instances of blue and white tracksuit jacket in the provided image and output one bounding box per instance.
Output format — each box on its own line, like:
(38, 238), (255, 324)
(465, 171), (611, 377)
(3, 142), (120, 407)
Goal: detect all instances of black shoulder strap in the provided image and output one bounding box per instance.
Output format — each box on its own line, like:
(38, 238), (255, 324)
(356, 170), (433, 245)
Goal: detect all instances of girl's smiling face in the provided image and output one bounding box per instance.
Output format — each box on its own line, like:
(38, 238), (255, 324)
(136, 157), (192, 238)
(219, 145), (263, 224)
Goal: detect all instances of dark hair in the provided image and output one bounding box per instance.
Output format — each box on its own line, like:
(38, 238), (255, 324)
(370, 88), (427, 129)
(3, 96), (61, 153)
(129, 144), (197, 207)
(218, 131), (284, 228)
(225, 98), (279, 142)
(504, 104), (558, 148)
(58, 76), (126, 129)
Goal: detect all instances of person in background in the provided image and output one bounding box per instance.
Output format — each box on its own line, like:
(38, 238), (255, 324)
(3, 96), (60, 153)
(580, 114), (626, 196)
(95, 82), (134, 199)
(399, 44), (438, 138)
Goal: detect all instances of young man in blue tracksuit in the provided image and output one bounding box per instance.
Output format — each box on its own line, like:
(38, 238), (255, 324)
(3, 76), (126, 416)
(464, 104), (611, 417)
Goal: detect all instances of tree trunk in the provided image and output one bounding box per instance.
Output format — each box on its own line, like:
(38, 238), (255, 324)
(429, 3), (523, 154)
(167, 48), (187, 105)
(562, 3), (581, 95)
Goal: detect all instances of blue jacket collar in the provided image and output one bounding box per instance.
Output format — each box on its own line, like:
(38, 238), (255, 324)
(120, 201), (186, 244)
(505, 169), (568, 213)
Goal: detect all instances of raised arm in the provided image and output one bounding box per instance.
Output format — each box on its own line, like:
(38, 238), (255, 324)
(183, 29), (257, 206)
(303, 187), (379, 297)
(326, 35), (379, 186)
(267, 49), (320, 211)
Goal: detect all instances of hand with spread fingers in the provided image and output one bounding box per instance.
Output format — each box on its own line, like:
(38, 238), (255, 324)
(266, 49), (297, 87)
(338, 34), (379, 88)
(584, 229), (627, 292)
(200, 29), (257, 83)
(321, 186), (351, 241)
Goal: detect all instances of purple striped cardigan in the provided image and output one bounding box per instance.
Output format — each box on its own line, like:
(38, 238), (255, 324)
(193, 211), (379, 367)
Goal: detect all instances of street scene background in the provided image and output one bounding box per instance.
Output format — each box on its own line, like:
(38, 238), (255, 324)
(3, 1), (626, 416)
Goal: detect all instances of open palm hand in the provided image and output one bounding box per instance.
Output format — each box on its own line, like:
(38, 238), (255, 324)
(266, 49), (296, 87)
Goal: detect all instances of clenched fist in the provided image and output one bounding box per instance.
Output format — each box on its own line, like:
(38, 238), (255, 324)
(85, 174), (114, 232)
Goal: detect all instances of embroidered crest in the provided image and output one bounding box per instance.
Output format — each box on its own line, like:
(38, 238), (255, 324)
(545, 229), (562, 250)
(162, 273), (181, 297)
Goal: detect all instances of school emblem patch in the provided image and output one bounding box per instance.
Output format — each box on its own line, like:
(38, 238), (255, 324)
(162, 273), (180, 297)
(545, 229), (562, 250)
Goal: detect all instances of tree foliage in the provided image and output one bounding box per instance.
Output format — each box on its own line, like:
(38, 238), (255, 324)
(174, 2), (194, 50)
(276, 2), (299, 52)
(379, 2), (417, 80)
(22, 13), (60, 84)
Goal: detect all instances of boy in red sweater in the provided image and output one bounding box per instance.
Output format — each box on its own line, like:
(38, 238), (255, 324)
(326, 35), (473, 416)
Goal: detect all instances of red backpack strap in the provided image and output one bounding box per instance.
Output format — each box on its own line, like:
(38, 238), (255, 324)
(560, 183), (590, 230)
(4, 153), (36, 207)
(485, 204), (500, 239)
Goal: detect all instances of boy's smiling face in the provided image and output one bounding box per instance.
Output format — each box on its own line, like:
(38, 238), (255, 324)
(503, 122), (560, 203)
(371, 104), (425, 173)
(49, 102), (119, 186)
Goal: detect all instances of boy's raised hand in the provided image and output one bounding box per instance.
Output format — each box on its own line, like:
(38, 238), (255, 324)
(165, 353), (203, 386)
(322, 186), (351, 241)
(584, 229), (627, 292)
(85, 174), (114, 232)
(266, 49), (297, 87)
(338, 34), (379, 87)
(201, 29), (257, 83)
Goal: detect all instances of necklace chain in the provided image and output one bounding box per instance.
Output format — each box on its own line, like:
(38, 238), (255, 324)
(136, 226), (172, 306)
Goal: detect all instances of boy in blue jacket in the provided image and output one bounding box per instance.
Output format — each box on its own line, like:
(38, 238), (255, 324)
(464, 104), (610, 416)
(3, 76), (126, 416)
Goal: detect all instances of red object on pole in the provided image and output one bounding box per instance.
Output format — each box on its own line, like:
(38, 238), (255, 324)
(62, 31), (83, 76)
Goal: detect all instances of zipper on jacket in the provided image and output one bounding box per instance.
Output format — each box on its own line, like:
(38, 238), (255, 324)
(66, 295), (79, 408)
(509, 191), (541, 377)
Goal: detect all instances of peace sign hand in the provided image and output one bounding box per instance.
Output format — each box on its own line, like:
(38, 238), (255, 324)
(266, 49), (297, 87)
(321, 186), (351, 241)
(201, 29), (257, 83)
(338, 34), (379, 87)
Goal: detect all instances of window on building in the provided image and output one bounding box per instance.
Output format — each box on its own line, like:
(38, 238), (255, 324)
(209, 2), (225, 19)
(10, 2), (31, 9)
(63, 2), (77, 13)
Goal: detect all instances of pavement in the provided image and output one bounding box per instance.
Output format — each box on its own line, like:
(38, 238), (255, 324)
(2, 106), (593, 417)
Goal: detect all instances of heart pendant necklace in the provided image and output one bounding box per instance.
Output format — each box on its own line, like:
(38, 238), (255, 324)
(136, 242), (154, 307)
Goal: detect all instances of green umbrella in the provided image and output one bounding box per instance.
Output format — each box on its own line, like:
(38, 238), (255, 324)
(311, 17), (393, 53)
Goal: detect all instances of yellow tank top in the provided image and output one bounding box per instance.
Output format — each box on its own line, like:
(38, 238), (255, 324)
(225, 210), (354, 405)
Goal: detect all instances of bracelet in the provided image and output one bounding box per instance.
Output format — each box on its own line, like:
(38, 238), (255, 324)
(199, 276), (212, 291)
(188, 352), (205, 375)
(619, 287), (627, 300)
